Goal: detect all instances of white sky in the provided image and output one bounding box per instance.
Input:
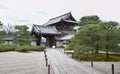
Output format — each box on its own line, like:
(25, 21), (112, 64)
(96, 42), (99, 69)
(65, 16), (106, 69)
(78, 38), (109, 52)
(0, 0), (120, 28)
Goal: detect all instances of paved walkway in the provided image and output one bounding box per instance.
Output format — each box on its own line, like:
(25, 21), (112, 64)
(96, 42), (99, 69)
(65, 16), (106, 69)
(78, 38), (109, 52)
(57, 48), (120, 74)
(46, 48), (104, 74)
(0, 51), (47, 74)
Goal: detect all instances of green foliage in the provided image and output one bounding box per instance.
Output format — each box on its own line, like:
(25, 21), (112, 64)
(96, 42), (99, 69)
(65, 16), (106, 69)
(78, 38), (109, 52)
(68, 15), (120, 60)
(15, 45), (46, 52)
(0, 21), (3, 26)
(0, 44), (46, 52)
(13, 25), (31, 46)
(74, 53), (120, 61)
(15, 46), (29, 52)
(72, 20), (120, 59)
(0, 44), (15, 52)
(64, 37), (76, 50)
(0, 22), (5, 44)
(15, 25), (29, 30)
(99, 21), (120, 58)
(74, 24), (101, 54)
(73, 45), (82, 58)
(0, 31), (5, 44)
(64, 45), (73, 50)
(79, 15), (101, 26)
(28, 45), (46, 51)
(100, 21), (119, 29)
(57, 46), (65, 48)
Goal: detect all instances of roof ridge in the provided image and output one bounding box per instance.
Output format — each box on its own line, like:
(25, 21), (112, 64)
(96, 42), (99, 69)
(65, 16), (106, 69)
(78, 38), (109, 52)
(49, 12), (71, 20)
(35, 25), (55, 27)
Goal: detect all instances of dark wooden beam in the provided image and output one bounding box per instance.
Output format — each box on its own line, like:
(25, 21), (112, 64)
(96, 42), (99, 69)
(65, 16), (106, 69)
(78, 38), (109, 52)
(36, 33), (42, 46)
(49, 35), (55, 47)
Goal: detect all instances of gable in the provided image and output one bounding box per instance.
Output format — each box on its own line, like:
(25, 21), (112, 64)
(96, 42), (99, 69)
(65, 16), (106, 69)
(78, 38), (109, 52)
(43, 12), (78, 26)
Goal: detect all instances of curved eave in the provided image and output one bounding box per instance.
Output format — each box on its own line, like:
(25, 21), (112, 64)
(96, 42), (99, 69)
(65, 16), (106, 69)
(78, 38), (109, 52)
(41, 32), (61, 35)
(45, 19), (78, 26)
(63, 20), (78, 24)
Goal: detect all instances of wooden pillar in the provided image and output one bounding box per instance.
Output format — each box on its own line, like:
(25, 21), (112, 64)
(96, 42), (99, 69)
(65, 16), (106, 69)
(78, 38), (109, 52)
(46, 37), (49, 47)
(49, 35), (55, 47)
(44, 35), (55, 47)
(7, 40), (9, 44)
(36, 34), (41, 46)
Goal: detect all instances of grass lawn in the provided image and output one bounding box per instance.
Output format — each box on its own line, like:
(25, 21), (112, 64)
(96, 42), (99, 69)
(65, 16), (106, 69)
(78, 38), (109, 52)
(81, 53), (120, 61)
(66, 52), (120, 61)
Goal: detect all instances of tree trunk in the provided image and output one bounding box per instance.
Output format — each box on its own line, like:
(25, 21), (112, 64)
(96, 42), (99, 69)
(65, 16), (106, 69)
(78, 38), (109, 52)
(95, 44), (99, 55)
(106, 45), (109, 59)
(87, 51), (89, 58)
(106, 50), (109, 59)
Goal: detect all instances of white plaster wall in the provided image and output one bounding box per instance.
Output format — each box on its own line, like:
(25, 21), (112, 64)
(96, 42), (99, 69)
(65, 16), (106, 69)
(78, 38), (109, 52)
(3, 41), (13, 44)
(56, 41), (63, 47)
(31, 41), (36, 45)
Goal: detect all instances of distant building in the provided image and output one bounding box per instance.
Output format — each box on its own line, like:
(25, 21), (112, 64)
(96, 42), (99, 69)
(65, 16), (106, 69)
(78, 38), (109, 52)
(3, 37), (13, 44)
(31, 12), (78, 47)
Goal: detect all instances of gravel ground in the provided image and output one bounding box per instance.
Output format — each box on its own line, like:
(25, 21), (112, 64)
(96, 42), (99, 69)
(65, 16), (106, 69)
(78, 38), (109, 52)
(0, 51), (48, 74)
(81, 62), (120, 74)
(0, 50), (119, 74)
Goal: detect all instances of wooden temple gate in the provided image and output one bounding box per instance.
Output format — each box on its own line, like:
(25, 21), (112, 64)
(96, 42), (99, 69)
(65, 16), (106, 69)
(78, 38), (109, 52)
(31, 12), (78, 48)
(35, 33), (57, 47)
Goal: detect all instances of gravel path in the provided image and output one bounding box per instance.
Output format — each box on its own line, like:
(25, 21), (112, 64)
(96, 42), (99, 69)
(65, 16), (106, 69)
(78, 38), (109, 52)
(0, 51), (47, 74)
(81, 62), (120, 74)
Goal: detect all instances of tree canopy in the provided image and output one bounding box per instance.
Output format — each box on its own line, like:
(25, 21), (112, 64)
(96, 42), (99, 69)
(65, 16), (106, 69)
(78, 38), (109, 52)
(0, 21), (3, 26)
(13, 25), (31, 46)
(0, 21), (5, 44)
(79, 15), (101, 26)
(99, 21), (120, 58)
(66, 15), (120, 59)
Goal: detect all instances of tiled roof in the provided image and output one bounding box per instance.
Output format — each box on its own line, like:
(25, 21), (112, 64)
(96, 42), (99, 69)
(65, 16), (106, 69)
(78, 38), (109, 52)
(43, 12), (77, 26)
(2, 38), (13, 41)
(60, 35), (74, 40)
(31, 25), (60, 35)
(63, 20), (78, 23)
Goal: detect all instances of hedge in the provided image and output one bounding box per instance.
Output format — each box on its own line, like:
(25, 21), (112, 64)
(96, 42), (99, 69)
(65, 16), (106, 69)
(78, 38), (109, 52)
(15, 46), (46, 52)
(0, 44), (46, 52)
(0, 44), (15, 52)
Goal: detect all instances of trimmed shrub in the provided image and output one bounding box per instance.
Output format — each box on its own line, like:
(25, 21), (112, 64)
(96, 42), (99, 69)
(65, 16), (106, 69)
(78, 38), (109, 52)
(15, 46), (29, 52)
(15, 45), (46, 52)
(0, 44), (15, 52)
(29, 46), (46, 51)
(0, 44), (46, 52)
(57, 46), (65, 48)
(64, 45), (73, 50)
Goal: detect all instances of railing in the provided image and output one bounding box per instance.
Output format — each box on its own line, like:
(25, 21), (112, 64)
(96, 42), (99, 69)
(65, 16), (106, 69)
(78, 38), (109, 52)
(45, 49), (120, 74)
(44, 49), (54, 74)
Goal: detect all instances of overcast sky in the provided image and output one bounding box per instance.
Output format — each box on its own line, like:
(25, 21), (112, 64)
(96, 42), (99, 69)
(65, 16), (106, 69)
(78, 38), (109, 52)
(0, 0), (120, 27)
